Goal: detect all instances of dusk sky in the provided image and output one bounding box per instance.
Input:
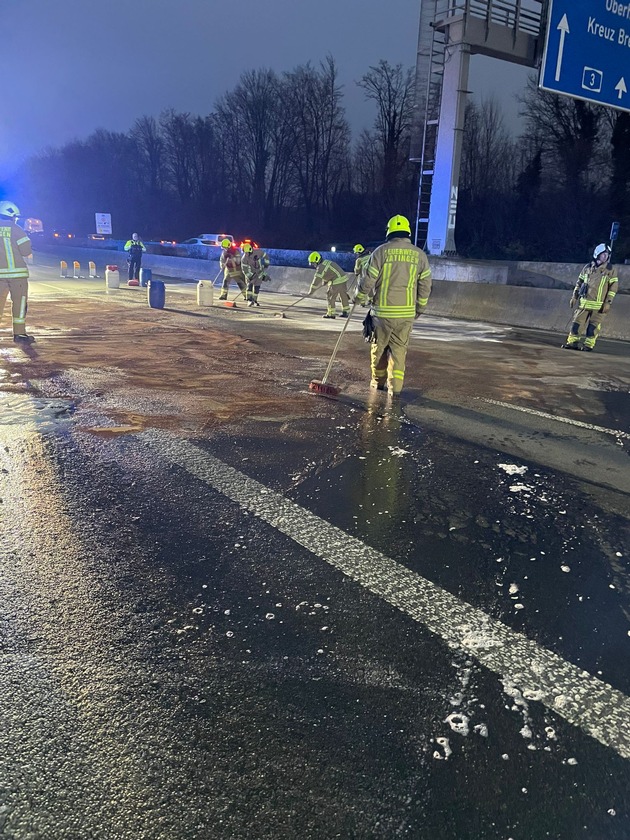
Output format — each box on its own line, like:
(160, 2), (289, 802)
(3, 0), (531, 173)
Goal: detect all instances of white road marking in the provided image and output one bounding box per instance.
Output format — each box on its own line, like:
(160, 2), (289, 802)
(479, 398), (630, 441)
(142, 432), (630, 761)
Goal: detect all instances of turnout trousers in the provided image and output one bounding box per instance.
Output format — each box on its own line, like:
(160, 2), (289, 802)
(0, 277), (28, 337)
(370, 317), (414, 395)
(326, 283), (350, 316)
(566, 308), (606, 349)
(219, 274), (246, 298)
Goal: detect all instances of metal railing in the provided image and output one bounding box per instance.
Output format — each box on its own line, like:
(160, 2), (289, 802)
(435, 0), (544, 37)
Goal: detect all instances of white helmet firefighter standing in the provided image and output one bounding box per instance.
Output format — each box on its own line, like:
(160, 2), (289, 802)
(0, 201), (34, 342)
(563, 242), (618, 351)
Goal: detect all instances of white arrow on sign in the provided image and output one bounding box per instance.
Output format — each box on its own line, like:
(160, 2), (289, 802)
(616, 77), (627, 99)
(555, 13), (570, 82)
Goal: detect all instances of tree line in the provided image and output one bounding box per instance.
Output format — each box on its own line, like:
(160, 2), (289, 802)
(15, 59), (630, 261)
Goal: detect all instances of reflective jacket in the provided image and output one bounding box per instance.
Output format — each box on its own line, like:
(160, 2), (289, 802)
(242, 249), (270, 283)
(0, 221), (31, 279)
(220, 248), (245, 279)
(354, 254), (370, 280)
(357, 236), (431, 319)
(308, 260), (347, 294)
(573, 262), (618, 312)
(124, 239), (146, 256)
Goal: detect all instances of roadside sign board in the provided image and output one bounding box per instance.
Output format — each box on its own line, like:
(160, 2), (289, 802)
(540, 0), (630, 114)
(95, 212), (112, 235)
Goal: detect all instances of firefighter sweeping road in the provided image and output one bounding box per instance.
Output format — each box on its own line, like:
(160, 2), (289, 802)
(1, 262), (630, 839)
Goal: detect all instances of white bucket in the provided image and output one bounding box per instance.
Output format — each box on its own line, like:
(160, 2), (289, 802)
(105, 266), (120, 290)
(197, 280), (214, 306)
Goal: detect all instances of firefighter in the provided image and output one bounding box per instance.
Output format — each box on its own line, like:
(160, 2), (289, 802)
(354, 214), (431, 397)
(563, 243), (618, 352)
(307, 252), (350, 318)
(353, 244), (371, 291)
(0, 201), (34, 343)
(218, 238), (246, 300)
(241, 242), (270, 307)
(123, 233), (146, 281)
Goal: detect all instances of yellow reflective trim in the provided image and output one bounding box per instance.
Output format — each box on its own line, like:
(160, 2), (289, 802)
(379, 262), (392, 309)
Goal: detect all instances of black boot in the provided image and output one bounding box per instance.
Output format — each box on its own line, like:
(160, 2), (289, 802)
(14, 334), (35, 343)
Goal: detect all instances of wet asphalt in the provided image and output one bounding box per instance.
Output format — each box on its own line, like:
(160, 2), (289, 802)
(0, 266), (629, 839)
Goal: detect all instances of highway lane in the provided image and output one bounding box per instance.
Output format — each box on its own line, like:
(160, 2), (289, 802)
(0, 263), (629, 838)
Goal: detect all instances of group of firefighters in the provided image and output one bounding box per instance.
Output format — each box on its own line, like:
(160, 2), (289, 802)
(0, 199), (621, 396)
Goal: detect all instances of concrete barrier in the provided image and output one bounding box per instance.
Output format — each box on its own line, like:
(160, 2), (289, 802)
(34, 246), (630, 341)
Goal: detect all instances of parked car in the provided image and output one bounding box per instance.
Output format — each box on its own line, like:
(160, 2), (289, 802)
(23, 218), (44, 235)
(52, 230), (75, 239)
(182, 233), (234, 247)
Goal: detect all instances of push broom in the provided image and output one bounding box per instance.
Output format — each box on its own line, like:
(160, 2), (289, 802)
(273, 293), (311, 319)
(309, 303), (357, 397)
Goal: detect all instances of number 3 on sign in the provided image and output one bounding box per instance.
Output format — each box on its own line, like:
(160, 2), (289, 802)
(582, 67), (603, 93)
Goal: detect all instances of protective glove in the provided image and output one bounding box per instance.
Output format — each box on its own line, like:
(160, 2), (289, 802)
(354, 292), (368, 307)
(362, 311), (376, 343)
(415, 305), (426, 319)
(569, 296), (577, 309)
(602, 302), (611, 314)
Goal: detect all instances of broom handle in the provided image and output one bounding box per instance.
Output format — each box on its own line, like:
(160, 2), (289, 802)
(321, 303), (357, 384)
(279, 293), (309, 314)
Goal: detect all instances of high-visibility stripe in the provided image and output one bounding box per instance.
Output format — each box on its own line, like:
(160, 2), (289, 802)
(392, 370), (404, 380)
(16, 236), (29, 246)
(0, 268), (29, 279)
(3, 237), (15, 271)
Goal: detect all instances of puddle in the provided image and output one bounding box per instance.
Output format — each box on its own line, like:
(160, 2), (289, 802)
(0, 393), (77, 428)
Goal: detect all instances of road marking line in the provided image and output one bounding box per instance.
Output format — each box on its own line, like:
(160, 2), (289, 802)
(479, 398), (630, 441)
(142, 432), (630, 761)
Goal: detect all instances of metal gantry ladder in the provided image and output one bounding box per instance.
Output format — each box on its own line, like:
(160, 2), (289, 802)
(412, 0), (546, 249)
(413, 1), (451, 248)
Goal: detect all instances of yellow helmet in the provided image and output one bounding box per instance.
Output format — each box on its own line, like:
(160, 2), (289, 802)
(242, 242), (253, 253)
(308, 252), (321, 265)
(353, 244), (365, 254)
(386, 214), (411, 236)
(221, 238), (232, 249)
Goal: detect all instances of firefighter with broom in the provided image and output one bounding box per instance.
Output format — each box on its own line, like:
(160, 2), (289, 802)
(307, 252), (350, 318)
(219, 238), (246, 301)
(354, 214), (431, 397)
(353, 244), (371, 288)
(241, 242), (270, 307)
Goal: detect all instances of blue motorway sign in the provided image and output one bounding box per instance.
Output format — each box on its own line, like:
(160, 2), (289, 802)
(540, 0), (630, 113)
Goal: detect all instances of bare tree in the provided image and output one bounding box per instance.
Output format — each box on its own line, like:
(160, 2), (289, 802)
(356, 60), (415, 211)
(281, 57), (350, 234)
(131, 116), (164, 193)
(519, 77), (606, 193)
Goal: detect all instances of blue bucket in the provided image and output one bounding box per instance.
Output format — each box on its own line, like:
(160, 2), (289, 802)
(148, 279), (165, 309)
(140, 267), (152, 288)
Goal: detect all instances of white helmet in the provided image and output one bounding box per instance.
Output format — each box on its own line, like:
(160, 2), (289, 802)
(0, 201), (20, 219)
(593, 243), (610, 260)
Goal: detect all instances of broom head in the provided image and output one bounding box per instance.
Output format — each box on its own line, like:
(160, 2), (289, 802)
(309, 379), (340, 397)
